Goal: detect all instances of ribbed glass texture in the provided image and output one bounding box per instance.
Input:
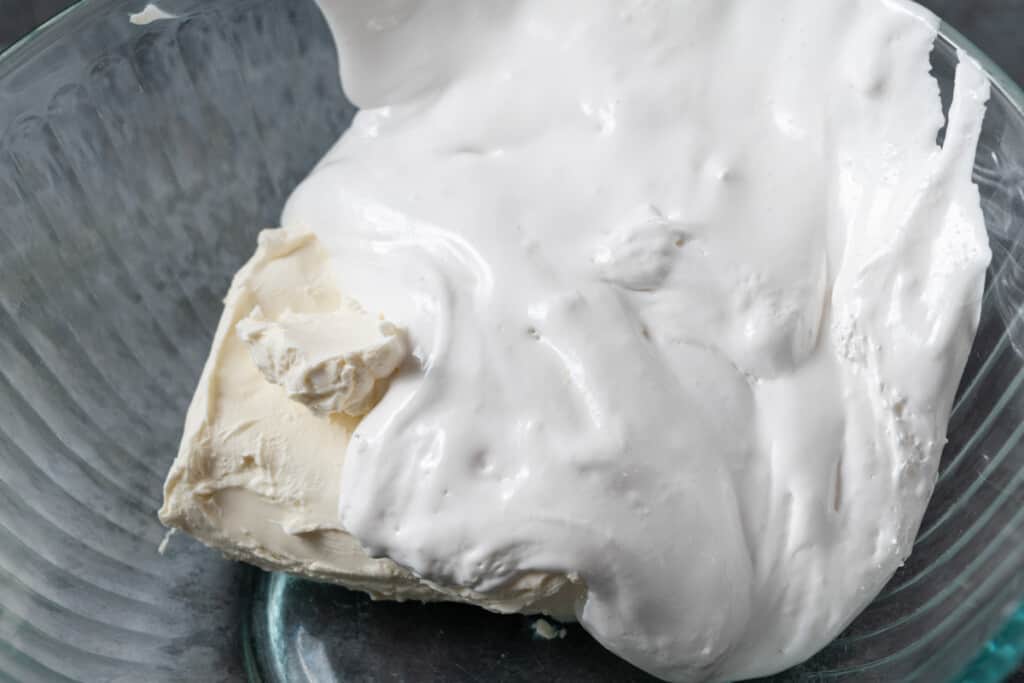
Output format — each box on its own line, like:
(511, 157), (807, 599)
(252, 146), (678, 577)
(0, 2), (1021, 681)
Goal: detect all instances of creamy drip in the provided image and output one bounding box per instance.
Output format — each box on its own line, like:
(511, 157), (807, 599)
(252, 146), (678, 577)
(281, 1), (991, 680)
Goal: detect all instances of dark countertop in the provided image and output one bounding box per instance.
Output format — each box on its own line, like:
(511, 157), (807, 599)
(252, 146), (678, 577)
(923, 1), (1024, 88)
(1, 1), (1023, 681)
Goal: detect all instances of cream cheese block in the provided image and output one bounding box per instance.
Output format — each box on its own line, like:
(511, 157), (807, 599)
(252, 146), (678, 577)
(158, 226), (582, 619)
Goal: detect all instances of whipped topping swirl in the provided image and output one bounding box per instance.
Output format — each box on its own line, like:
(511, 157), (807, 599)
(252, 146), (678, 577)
(283, 1), (991, 679)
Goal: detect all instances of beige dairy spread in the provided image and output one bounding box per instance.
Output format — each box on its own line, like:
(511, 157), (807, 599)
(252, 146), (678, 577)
(160, 228), (581, 617)
(159, 0), (992, 680)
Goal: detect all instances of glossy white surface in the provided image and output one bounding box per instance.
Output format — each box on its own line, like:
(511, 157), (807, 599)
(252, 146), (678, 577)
(127, 3), (176, 26)
(278, 0), (992, 680)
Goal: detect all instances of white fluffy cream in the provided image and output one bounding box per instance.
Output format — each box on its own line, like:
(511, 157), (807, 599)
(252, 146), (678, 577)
(283, 0), (991, 680)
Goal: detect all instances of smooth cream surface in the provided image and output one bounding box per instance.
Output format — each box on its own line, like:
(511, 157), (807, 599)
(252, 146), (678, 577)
(276, 1), (994, 680)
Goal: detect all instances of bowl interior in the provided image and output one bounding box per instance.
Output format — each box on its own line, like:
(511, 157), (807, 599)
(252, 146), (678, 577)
(1, 1), (1023, 681)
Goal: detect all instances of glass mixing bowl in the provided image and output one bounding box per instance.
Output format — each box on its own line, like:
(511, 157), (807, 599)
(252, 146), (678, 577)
(1, 1), (1023, 681)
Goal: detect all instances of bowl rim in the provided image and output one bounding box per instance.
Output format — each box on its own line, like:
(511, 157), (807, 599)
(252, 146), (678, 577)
(2, 0), (1023, 111)
(0, 0), (89, 70)
(1, 2), (1023, 682)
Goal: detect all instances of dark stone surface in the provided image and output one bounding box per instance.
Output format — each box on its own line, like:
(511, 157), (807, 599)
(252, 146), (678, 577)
(1, 0), (1022, 681)
(922, 0), (1024, 88)
(0, 0), (78, 50)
